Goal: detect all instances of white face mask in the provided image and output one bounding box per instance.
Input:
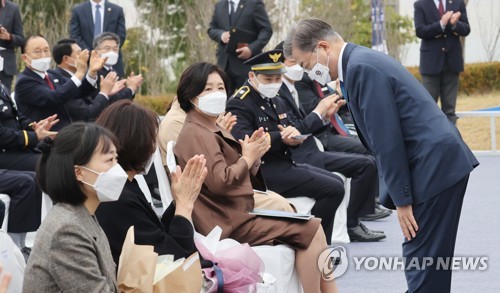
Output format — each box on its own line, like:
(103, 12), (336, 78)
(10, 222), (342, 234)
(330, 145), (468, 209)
(66, 57), (77, 69)
(101, 51), (119, 66)
(194, 91), (227, 117)
(29, 56), (52, 73)
(308, 49), (331, 86)
(81, 164), (128, 202)
(284, 64), (304, 81)
(253, 77), (282, 98)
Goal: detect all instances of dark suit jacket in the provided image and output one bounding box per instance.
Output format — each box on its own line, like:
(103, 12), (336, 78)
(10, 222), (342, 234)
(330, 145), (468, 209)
(0, 1), (24, 76)
(226, 81), (332, 192)
(278, 83), (325, 136)
(0, 82), (38, 151)
(48, 67), (110, 122)
(414, 0), (470, 74)
(93, 66), (134, 102)
(207, 0), (272, 76)
(340, 43), (478, 208)
(14, 67), (96, 130)
(69, 0), (126, 76)
(95, 179), (197, 265)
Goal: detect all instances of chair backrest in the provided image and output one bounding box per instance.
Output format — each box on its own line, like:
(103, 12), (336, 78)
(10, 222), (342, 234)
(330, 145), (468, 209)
(153, 147), (173, 211)
(0, 194), (10, 231)
(135, 174), (155, 210)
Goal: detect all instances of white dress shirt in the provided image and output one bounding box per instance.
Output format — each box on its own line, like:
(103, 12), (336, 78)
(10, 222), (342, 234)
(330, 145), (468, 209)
(228, 0), (240, 13)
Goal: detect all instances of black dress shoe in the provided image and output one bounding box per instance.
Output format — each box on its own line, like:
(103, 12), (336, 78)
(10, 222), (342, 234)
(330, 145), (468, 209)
(359, 207), (392, 221)
(348, 223), (386, 242)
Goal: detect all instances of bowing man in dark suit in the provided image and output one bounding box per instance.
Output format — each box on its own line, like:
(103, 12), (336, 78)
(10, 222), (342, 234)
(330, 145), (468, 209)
(0, 0), (24, 90)
(286, 19), (479, 292)
(414, 0), (470, 125)
(208, 0), (273, 92)
(92, 32), (142, 101)
(49, 38), (125, 122)
(70, 0), (126, 77)
(15, 35), (108, 131)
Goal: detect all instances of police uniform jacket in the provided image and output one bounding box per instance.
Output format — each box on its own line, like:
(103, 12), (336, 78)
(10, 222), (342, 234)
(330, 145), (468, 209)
(226, 81), (318, 192)
(0, 82), (38, 152)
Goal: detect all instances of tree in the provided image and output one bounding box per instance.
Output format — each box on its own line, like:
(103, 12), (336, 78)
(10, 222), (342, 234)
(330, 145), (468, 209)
(472, 0), (500, 62)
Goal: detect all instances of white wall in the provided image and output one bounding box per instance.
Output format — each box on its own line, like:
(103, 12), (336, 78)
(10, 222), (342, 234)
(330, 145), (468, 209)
(400, 0), (500, 66)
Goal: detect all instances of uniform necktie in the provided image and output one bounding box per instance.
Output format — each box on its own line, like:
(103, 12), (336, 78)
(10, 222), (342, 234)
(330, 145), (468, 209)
(229, 1), (235, 26)
(438, 0), (445, 17)
(44, 75), (55, 90)
(315, 80), (349, 137)
(94, 4), (102, 37)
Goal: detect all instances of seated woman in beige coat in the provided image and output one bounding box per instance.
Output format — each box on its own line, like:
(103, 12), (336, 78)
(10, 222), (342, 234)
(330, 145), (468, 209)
(23, 123), (122, 292)
(174, 62), (338, 293)
(159, 97), (293, 213)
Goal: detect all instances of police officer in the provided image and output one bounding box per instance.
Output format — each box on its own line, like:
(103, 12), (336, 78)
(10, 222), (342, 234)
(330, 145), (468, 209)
(228, 49), (361, 243)
(0, 81), (57, 171)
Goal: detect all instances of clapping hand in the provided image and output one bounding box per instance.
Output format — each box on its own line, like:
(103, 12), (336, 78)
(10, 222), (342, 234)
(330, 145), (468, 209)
(89, 50), (107, 78)
(217, 112), (237, 132)
(170, 155), (208, 220)
(99, 71), (118, 96)
(75, 49), (90, 80)
(239, 127), (270, 167)
(33, 114), (58, 141)
(450, 11), (461, 26)
(440, 11), (453, 27)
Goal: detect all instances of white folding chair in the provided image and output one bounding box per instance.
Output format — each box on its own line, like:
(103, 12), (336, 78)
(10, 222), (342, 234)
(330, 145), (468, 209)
(154, 147), (173, 211)
(287, 172), (351, 244)
(0, 193), (10, 231)
(135, 174), (155, 210)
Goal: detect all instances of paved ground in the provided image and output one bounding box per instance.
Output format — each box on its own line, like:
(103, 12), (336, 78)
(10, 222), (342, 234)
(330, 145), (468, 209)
(335, 155), (500, 292)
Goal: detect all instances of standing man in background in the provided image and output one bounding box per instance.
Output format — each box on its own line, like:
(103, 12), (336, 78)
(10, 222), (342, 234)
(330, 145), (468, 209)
(208, 0), (273, 93)
(414, 0), (470, 125)
(70, 0), (126, 77)
(0, 0), (24, 91)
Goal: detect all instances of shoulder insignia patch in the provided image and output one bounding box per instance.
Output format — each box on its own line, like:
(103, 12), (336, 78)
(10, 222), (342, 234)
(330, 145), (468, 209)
(233, 86), (251, 100)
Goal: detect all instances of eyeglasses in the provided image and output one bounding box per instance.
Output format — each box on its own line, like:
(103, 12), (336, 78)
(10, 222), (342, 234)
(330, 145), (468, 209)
(30, 49), (51, 56)
(97, 46), (119, 53)
(300, 49), (316, 73)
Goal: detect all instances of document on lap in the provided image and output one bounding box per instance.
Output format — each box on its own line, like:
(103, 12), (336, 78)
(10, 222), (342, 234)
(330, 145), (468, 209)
(249, 209), (314, 220)
(292, 133), (312, 140)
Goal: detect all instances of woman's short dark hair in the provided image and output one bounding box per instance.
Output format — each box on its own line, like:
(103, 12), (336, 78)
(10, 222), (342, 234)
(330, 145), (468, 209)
(177, 62), (230, 112)
(96, 100), (159, 172)
(37, 123), (119, 205)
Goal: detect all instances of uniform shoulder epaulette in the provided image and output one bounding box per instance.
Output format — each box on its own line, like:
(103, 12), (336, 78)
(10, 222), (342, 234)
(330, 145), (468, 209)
(232, 86), (251, 100)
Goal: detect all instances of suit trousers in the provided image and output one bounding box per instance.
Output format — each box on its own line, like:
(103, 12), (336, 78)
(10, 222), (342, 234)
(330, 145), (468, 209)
(276, 163), (345, 244)
(0, 151), (40, 172)
(421, 64), (460, 124)
(324, 134), (371, 155)
(403, 175), (469, 293)
(321, 151), (377, 219)
(0, 170), (41, 232)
